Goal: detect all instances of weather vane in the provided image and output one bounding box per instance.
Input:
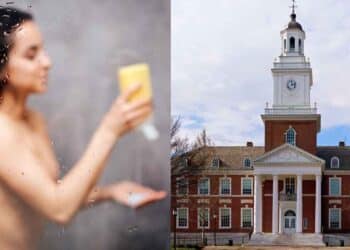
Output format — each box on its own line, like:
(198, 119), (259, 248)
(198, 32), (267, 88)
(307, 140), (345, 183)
(290, 0), (297, 14)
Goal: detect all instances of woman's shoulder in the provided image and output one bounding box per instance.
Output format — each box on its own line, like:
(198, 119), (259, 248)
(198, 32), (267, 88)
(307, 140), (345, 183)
(26, 109), (48, 133)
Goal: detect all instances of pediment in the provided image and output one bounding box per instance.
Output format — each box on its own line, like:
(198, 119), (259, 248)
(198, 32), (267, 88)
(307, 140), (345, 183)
(254, 143), (324, 165)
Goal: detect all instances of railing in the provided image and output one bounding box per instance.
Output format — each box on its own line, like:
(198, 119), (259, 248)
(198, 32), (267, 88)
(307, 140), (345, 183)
(170, 233), (250, 247)
(280, 193), (297, 201)
(264, 107), (317, 115)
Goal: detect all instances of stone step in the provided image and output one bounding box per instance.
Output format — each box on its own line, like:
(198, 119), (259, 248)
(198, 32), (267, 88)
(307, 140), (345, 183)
(247, 233), (325, 247)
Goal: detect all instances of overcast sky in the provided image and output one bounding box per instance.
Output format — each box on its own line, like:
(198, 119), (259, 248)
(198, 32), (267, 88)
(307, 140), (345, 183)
(172, 0), (350, 146)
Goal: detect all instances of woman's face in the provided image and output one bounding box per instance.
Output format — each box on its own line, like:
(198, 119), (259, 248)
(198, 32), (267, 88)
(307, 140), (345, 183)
(4, 21), (51, 94)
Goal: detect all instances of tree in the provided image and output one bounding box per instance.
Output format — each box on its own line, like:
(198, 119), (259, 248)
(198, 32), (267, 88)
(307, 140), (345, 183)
(171, 116), (190, 155)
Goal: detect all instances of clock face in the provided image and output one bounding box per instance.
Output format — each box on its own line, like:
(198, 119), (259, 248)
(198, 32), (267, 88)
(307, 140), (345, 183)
(287, 79), (297, 90)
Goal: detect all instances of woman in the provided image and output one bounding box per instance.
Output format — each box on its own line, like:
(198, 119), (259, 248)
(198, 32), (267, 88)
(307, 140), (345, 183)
(0, 7), (166, 250)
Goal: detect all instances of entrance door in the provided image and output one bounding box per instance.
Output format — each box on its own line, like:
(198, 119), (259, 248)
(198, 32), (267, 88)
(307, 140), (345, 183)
(283, 210), (296, 234)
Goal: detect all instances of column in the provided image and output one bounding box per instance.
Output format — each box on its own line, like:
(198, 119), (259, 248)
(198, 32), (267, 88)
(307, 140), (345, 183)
(296, 175), (303, 233)
(315, 174), (322, 234)
(253, 175), (262, 233)
(272, 175), (279, 234)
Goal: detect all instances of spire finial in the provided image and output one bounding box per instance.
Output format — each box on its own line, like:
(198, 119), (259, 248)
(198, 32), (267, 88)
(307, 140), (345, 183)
(290, 0), (297, 14)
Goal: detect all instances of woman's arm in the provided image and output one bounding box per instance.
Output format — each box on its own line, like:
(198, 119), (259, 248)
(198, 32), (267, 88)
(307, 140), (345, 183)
(0, 84), (152, 225)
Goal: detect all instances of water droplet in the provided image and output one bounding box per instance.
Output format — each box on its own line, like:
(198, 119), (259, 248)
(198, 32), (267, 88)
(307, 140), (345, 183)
(127, 225), (139, 233)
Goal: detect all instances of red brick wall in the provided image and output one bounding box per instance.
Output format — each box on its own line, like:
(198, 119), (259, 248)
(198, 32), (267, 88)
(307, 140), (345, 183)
(170, 174), (254, 233)
(264, 120), (317, 154)
(322, 175), (350, 233)
(303, 196), (315, 233)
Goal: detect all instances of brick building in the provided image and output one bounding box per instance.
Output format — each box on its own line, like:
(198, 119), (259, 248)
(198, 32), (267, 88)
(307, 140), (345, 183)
(171, 7), (350, 245)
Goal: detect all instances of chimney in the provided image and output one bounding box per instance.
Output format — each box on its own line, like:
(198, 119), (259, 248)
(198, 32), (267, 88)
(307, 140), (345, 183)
(246, 141), (253, 147)
(339, 141), (345, 147)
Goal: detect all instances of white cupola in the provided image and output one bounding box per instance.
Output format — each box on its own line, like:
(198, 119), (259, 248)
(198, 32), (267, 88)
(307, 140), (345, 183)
(280, 6), (305, 56)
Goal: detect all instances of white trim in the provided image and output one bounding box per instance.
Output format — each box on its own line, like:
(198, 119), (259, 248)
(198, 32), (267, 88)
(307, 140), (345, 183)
(254, 166), (322, 176)
(329, 207), (341, 229)
(254, 143), (325, 164)
(329, 177), (341, 196)
(241, 177), (253, 196)
(330, 156), (340, 169)
(219, 207), (231, 229)
(219, 177), (231, 195)
(197, 207), (210, 229)
(176, 207), (189, 229)
(198, 177), (210, 195)
(241, 207), (253, 228)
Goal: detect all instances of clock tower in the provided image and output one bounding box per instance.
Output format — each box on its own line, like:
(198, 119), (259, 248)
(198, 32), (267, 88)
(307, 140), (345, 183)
(262, 5), (321, 154)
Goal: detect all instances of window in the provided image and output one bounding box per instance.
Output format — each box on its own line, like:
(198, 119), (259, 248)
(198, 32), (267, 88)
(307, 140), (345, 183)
(285, 127), (296, 146)
(177, 178), (188, 195)
(329, 177), (341, 196)
(198, 178), (210, 195)
(329, 208), (341, 229)
(289, 37), (295, 51)
(219, 208), (231, 228)
(179, 158), (188, 167)
(284, 39), (287, 51)
(198, 208), (210, 229)
(242, 178), (252, 195)
(285, 177), (295, 194)
(298, 39), (302, 52)
(330, 157), (340, 169)
(243, 158), (251, 168)
(220, 178), (231, 195)
(177, 208), (188, 228)
(212, 158), (220, 168)
(241, 208), (252, 228)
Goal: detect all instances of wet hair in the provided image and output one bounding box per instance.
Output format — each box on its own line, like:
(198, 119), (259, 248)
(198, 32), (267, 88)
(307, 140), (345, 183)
(0, 7), (33, 95)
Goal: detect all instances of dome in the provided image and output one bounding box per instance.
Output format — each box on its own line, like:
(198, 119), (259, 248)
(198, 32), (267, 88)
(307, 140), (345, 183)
(286, 13), (303, 31)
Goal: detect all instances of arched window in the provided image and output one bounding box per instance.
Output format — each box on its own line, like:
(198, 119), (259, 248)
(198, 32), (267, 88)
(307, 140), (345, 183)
(243, 158), (251, 168)
(285, 127), (296, 146)
(298, 39), (302, 51)
(285, 210), (296, 217)
(330, 156), (340, 169)
(284, 39), (287, 51)
(289, 37), (295, 51)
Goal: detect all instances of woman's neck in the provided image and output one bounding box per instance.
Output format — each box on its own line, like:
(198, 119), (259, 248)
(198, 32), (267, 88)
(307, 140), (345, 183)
(0, 88), (29, 121)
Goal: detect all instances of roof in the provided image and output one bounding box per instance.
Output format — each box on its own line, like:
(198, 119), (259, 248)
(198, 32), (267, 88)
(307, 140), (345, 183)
(171, 146), (265, 174)
(284, 13), (304, 32)
(316, 146), (350, 170)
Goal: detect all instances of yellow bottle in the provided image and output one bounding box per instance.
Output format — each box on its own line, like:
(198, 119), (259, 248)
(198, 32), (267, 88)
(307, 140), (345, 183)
(118, 63), (152, 102)
(117, 63), (159, 141)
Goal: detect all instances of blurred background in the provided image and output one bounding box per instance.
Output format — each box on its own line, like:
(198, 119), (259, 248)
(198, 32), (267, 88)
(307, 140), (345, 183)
(7, 0), (169, 249)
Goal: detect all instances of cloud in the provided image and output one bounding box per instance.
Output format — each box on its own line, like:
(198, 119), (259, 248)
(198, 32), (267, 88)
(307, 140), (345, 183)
(172, 0), (350, 146)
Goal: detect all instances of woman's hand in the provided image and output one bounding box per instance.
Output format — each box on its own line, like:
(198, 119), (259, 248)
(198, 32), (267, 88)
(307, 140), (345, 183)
(102, 83), (153, 139)
(106, 181), (166, 208)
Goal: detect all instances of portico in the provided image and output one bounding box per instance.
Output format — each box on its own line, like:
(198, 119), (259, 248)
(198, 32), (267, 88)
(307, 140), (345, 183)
(253, 143), (324, 235)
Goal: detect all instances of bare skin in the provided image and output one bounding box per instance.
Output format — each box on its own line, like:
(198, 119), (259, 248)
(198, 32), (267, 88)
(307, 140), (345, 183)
(0, 21), (166, 250)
